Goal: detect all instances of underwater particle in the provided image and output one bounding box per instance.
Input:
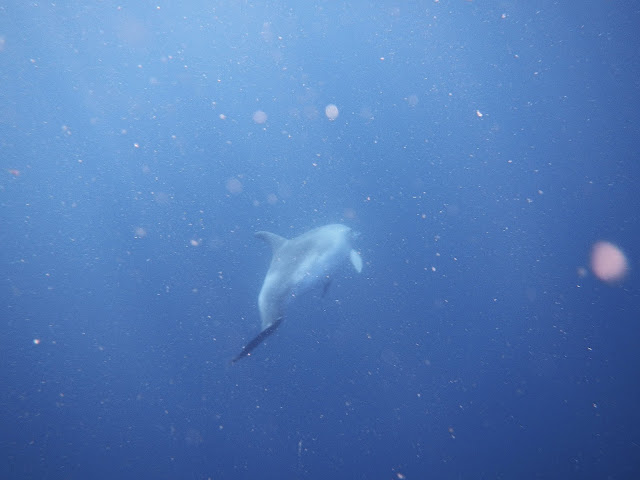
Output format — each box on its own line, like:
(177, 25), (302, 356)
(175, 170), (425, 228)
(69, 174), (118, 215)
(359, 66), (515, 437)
(266, 193), (278, 205)
(590, 241), (628, 283)
(343, 208), (356, 220)
(406, 94), (419, 107)
(8, 169), (20, 176)
(325, 104), (339, 121)
(226, 177), (243, 195)
(153, 191), (171, 205)
(252, 110), (267, 124)
(33, 338), (40, 345)
(184, 428), (203, 446)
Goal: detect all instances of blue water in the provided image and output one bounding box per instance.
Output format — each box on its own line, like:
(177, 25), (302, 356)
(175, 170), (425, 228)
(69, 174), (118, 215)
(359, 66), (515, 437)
(2, 2), (639, 479)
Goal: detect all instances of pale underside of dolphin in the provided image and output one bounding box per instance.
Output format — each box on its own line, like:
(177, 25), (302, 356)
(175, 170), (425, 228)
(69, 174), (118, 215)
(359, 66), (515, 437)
(232, 223), (363, 363)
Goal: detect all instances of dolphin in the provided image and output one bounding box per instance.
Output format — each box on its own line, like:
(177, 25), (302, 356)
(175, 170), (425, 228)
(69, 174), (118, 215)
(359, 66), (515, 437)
(232, 223), (363, 363)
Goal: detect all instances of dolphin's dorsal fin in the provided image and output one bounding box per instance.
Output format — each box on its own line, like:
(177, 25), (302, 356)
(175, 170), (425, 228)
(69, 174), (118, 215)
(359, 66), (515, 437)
(350, 249), (363, 273)
(255, 231), (287, 253)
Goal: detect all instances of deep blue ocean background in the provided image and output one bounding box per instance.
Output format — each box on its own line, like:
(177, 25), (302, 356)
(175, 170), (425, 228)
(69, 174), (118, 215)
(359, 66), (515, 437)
(2, 2), (640, 479)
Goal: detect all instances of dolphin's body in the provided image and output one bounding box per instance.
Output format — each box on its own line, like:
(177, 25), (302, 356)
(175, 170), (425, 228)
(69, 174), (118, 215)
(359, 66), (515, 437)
(232, 224), (363, 362)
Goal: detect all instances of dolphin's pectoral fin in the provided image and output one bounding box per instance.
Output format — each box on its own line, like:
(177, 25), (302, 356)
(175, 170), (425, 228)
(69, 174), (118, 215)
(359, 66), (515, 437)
(231, 317), (284, 364)
(350, 249), (363, 273)
(255, 231), (287, 253)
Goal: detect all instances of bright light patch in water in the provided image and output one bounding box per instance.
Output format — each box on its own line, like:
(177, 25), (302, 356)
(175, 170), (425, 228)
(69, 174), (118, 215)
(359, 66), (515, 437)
(252, 110), (267, 124)
(590, 241), (628, 283)
(325, 104), (339, 121)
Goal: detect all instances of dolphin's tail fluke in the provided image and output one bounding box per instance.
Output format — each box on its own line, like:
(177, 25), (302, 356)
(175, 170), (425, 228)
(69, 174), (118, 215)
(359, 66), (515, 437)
(231, 317), (284, 364)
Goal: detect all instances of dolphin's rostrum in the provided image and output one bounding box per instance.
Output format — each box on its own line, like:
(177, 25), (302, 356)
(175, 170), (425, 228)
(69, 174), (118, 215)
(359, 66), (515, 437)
(232, 223), (363, 363)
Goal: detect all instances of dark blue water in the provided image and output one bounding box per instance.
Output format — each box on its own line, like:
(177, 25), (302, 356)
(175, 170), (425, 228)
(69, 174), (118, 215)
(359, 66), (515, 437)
(2, 2), (639, 479)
